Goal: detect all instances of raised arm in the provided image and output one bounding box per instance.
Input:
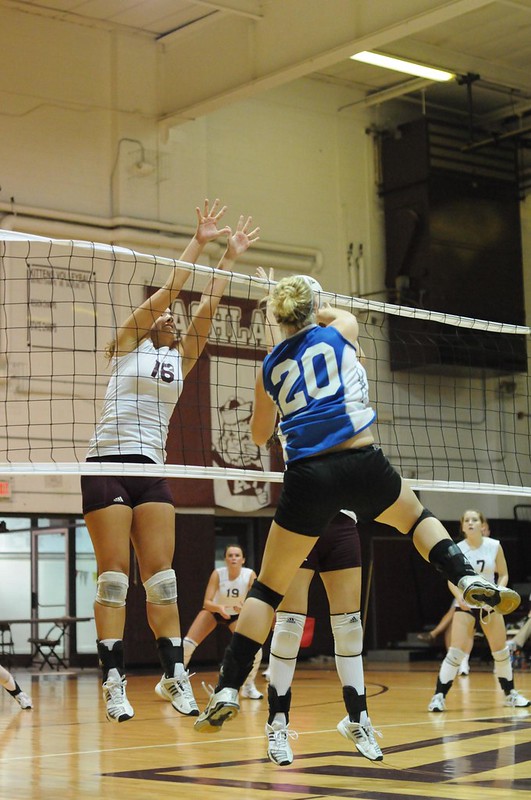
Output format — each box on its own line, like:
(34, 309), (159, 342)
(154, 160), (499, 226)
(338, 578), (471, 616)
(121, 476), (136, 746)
(251, 369), (278, 447)
(316, 304), (360, 345)
(180, 214), (260, 378)
(115, 199), (231, 356)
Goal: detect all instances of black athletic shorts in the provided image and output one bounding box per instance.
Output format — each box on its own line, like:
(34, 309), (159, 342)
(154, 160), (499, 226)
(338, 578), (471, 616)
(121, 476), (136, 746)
(81, 455), (174, 515)
(301, 512), (361, 571)
(455, 606), (494, 626)
(213, 612), (240, 626)
(275, 445), (402, 537)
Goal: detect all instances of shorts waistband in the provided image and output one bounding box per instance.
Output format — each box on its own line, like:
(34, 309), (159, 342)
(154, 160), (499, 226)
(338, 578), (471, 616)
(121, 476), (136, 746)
(288, 444), (378, 467)
(86, 454), (155, 464)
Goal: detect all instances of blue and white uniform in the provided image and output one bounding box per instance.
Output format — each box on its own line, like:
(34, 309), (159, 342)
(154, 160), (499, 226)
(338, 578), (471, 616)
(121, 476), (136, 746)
(87, 339), (183, 463)
(263, 324), (375, 463)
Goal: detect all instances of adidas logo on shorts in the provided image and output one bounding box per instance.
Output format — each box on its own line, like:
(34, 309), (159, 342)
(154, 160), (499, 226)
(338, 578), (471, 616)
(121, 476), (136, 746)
(113, 496), (124, 503)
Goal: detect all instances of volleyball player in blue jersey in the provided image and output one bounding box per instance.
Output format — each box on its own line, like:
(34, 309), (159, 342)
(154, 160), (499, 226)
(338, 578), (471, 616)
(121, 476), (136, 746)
(195, 275), (520, 733)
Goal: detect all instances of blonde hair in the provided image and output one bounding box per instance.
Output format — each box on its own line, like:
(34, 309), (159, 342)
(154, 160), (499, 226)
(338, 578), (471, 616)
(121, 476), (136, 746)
(267, 276), (316, 327)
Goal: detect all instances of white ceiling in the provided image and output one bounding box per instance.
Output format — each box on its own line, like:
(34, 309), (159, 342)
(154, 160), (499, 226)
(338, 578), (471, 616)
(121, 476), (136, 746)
(4, 0), (531, 134)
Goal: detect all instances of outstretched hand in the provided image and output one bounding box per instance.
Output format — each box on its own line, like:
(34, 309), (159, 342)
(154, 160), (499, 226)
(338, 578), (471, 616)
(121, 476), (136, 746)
(256, 265), (274, 289)
(225, 215), (260, 261)
(195, 198), (232, 245)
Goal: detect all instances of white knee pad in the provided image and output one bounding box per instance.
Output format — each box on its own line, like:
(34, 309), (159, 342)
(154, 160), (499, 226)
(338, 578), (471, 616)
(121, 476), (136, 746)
(144, 569), (177, 605)
(445, 646), (467, 667)
(270, 612), (306, 660)
(492, 646), (512, 680)
(95, 571), (129, 608)
(331, 612), (363, 657)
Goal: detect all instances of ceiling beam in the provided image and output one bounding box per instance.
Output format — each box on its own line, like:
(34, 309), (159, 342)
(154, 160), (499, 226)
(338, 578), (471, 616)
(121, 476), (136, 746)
(188, 0), (263, 20)
(159, 0), (495, 130)
(391, 39), (531, 94)
(481, 99), (531, 123)
(338, 77), (436, 111)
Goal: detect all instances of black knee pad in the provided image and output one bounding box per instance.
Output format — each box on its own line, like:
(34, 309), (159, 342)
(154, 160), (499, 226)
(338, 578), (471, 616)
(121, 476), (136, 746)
(407, 507), (435, 538)
(247, 579), (283, 611)
(429, 539), (476, 583)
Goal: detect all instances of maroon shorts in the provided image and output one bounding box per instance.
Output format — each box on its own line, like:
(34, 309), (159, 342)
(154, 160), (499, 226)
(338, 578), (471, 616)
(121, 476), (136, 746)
(81, 455), (174, 515)
(301, 512), (361, 572)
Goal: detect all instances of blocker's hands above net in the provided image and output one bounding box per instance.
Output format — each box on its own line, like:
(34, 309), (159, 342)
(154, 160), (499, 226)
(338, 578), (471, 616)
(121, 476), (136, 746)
(194, 198), (232, 245)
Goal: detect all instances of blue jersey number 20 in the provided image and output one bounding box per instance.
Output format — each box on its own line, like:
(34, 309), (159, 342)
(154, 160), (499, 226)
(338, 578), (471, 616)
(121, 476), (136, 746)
(270, 342), (340, 415)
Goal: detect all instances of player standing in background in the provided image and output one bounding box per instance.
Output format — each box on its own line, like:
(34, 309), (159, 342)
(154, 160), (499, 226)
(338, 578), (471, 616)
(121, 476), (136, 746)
(183, 543), (263, 699)
(265, 510), (382, 765)
(428, 509), (529, 711)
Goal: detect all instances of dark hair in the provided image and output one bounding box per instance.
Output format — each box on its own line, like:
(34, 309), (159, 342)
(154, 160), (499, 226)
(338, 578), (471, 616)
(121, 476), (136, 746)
(224, 543), (245, 557)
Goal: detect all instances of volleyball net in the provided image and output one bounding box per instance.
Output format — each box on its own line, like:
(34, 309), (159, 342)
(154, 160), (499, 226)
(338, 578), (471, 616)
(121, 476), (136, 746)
(1, 231), (530, 508)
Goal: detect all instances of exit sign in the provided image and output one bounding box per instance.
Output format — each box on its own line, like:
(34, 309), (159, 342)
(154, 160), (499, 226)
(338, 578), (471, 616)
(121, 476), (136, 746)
(0, 480), (11, 499)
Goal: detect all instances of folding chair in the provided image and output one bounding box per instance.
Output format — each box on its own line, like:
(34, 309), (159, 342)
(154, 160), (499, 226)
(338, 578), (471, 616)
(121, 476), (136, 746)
(0, 623), (15, 668)
(28, 624), (67, 671)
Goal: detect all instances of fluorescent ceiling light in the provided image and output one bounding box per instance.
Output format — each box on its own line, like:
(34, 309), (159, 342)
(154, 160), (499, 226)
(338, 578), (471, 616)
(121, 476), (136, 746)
(350, 51), (454, 82)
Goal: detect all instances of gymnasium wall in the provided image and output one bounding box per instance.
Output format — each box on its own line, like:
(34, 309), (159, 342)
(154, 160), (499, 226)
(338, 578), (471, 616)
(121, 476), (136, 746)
(0, 6), (529, 527)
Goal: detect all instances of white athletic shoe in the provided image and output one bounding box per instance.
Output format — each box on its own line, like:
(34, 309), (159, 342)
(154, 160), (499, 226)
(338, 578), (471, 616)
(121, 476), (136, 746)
(504, 689), (531, 708)
(266, 721), (298, 765)
(102, 674), (134, 723)
(194, 687), (240, 733)
(336, 715), (383, 761)
(241, 680), (263, 699)
(14, 691), (32, 710)
(428, 692), (446, 712)
(155, 672), (199, 716)
(458, 575), (520, 615)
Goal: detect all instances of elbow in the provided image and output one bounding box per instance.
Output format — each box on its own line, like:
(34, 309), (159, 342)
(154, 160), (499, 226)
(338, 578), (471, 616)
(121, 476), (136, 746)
(251, 427), (268, 448)
(250, 420), (269, 448)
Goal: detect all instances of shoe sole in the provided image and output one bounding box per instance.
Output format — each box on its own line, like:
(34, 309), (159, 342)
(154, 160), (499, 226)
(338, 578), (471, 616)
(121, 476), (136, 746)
(106, 711), (134, 723)
(155, 683), (199, 716)
(267, 751), (293, 766)
(194, 702), (239, 733)
(336, 721), (383, 761)
(464, 585), (520, 615)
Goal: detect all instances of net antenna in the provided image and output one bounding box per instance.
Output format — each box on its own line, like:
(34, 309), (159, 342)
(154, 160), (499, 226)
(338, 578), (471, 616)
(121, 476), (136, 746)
(1, 231), (530, 506)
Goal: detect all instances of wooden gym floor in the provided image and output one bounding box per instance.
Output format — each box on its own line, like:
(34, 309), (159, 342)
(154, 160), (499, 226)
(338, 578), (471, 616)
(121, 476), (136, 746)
(0, 661), (529, 800)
